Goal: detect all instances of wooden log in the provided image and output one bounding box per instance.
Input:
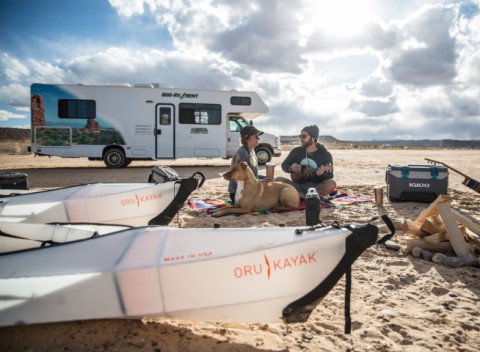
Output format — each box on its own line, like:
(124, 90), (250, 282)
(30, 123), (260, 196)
(402, 219), (429, 237)
(420, 215), (446, 235)
(405, 237), (453, 253)
(415, 195), (452, 223)
(422, 227), (466, 244)
(451, 208), (480, 236)
(465, 229), (480, 251)
(423, 232), (448, 243)
(436, 202), (471, 257)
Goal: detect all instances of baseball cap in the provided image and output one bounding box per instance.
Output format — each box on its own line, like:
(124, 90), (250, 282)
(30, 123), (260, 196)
(240, 125), (263, 138)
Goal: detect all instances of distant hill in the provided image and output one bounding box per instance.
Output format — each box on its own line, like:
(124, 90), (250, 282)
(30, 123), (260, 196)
(280, 135), (480, 149)
(0, 128), (30, 154)
(281, 135), (344, 145)
(0, 128), (30, 141)
(351, 139), (480, 148)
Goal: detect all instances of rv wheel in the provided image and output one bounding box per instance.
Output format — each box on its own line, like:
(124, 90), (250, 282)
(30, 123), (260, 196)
(104, 148), (126, 168)
(255, 146), (272, 165)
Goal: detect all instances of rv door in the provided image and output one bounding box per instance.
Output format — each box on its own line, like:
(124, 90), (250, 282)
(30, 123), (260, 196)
(156, 105), (175, 158)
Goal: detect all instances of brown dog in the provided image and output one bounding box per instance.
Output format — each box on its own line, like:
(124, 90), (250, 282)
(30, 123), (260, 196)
(212, 160), (300, 217)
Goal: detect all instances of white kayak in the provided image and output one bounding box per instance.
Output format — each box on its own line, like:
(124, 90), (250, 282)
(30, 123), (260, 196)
(0, 189), (34, 197)
(0, 220), (391, 328)
(0, 172), (204, 226)
(0, 222), (130, 253)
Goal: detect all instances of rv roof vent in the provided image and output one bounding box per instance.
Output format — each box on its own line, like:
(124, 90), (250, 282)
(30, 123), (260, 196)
(134, 83), (154, 88)
(105, 82), (132, 87)
(151, 82), (174, 88)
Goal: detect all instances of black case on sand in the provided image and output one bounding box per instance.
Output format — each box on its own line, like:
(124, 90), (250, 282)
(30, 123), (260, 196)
(0, 172), (29, 190)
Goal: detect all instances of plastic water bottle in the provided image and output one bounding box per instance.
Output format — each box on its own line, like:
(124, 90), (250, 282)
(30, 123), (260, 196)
(305, 187), (321, 226)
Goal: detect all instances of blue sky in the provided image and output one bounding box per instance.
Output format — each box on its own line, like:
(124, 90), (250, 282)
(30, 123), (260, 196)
(1, 0), (479, 140)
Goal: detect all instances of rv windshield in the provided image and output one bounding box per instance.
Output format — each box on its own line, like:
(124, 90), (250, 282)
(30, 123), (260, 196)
(229, 116), (250, 132)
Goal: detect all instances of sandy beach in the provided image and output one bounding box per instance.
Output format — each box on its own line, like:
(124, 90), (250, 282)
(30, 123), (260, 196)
(0, 146), (479, 351)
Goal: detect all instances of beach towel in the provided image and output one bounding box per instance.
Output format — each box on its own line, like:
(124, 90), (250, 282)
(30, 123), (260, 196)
(188, 192), (371, 216)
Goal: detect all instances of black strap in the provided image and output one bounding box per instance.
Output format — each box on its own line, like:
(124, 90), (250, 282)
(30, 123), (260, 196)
(148, 172), (205, 226)
(344, 247), (352, 334)
(372, 214), (396, 244)
(344, 215), (395, 334)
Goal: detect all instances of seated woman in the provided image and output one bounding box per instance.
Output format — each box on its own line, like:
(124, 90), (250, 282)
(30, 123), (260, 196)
(228, 125), (265, 203)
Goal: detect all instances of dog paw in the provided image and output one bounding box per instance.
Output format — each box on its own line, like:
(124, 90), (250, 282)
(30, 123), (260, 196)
(210, 211), (222, 217)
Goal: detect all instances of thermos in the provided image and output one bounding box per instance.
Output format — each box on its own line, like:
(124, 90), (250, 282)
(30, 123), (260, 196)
(305, 187), (321, 226)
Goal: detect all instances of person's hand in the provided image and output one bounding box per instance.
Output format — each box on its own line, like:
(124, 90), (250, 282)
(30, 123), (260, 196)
(316, 164), (333, 176)
(290, 163), (302, 173)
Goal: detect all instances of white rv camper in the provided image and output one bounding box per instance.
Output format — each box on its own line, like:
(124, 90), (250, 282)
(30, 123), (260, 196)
(30, 83), (281, 168)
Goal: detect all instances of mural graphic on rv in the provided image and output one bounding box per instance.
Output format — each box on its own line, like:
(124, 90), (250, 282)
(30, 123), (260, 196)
(31, 84), (125, 147)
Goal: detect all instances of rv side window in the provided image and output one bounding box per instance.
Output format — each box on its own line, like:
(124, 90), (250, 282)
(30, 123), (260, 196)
(179, 103), (221, 125)
(230, 97), (251, 106)
(58, 99), (96, 119)
(159, 107), (171, 125)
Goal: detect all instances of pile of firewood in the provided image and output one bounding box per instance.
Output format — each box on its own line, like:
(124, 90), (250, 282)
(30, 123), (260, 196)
(400, 195), (480, 267)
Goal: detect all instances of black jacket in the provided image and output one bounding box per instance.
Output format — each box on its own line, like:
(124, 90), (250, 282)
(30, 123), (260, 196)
(281, 143), (333, 183)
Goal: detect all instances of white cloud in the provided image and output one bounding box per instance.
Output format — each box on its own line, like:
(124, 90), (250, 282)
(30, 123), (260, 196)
(0, 84), (30, 107)
(456, 7), (480, 85)
(349, 97), (399, 117)
(383, 5), (459, 86)
(108, 0), (157, 17)
(27, 59), (65, 84)
(360, 75), (394, 97)
(0, 109), (28, 122)
(417, 86), (480, 118)
(1, 53), (30, 82)
(64, 47), (240, 90)
(0, 54), (64, 107)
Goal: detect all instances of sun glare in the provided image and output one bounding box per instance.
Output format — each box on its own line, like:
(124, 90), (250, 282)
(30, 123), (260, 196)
(307, 0), (375, 36)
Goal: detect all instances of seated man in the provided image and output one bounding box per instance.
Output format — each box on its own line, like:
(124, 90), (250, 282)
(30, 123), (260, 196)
(277, 125), (337, 199)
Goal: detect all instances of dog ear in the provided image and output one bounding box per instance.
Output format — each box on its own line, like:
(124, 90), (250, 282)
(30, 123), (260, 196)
(235, 154), (241, 164)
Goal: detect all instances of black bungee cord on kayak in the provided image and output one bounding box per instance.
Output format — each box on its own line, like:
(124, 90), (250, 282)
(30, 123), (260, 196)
(0, 228), (102, 251)
(285, 214), (395, 335)
(373, 214), (396, 244)
(148, 171), (205, 226)
(343, 215), (395, 334)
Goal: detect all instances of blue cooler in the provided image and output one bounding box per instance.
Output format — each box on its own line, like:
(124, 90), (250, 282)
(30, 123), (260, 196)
(386, 164), (448, 202)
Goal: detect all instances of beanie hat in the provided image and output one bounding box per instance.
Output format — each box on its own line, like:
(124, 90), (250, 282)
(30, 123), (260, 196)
(301, 125), (319, 140)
